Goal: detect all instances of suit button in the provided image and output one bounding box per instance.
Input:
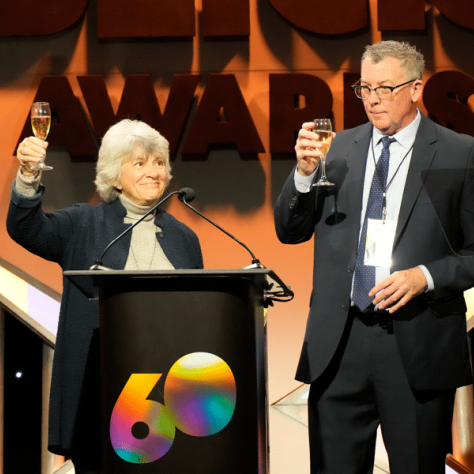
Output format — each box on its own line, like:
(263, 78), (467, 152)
(341, 305), (347, 312)
(289, 196), (298, 209)
(347, 266), (354, 273)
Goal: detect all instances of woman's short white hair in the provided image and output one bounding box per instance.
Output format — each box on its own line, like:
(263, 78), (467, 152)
(95, 119), (172, 202)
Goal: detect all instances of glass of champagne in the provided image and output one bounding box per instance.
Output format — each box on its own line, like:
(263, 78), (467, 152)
(312, 118), (333, 186)
(30, 102), (52, 170)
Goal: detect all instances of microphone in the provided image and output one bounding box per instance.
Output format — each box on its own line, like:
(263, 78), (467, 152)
(90, 188), (195, 270)
(178, 188), (263, 268)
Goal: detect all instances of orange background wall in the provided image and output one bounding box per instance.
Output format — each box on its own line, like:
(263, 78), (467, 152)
(0, 0), (474, 421)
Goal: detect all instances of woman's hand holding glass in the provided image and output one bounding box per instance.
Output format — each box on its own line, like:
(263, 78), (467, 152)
(17, 137), (49, 177)
(30, 102), (52, 170)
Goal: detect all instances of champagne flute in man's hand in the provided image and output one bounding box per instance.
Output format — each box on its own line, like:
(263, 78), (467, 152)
(312, 118), (333, 186)
(30, 102), (52, 171)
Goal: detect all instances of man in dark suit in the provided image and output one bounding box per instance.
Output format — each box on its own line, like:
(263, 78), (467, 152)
(274, 40), (474, 474)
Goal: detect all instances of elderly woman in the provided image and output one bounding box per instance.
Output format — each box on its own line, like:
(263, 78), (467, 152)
(7, 119), (203, 474)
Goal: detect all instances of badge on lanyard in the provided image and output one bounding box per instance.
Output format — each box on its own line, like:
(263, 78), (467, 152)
(364, 219), (397, 267)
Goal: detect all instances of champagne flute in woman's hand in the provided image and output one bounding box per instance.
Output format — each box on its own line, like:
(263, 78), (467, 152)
(30, 102), (52, 171)
(312, 118), (333, 186)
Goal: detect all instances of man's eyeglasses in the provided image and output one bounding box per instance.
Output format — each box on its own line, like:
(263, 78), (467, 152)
(352, 79), (417, 100)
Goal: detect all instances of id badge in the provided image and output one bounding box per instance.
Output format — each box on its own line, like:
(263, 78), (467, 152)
(364, 219), (396, 267)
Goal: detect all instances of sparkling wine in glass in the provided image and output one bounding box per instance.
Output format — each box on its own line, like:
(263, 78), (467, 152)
(30, 102), (52, 171)
(312, 118), (333, 186)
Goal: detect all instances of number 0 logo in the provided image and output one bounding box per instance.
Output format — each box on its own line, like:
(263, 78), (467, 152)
(110, 352), (237, 463)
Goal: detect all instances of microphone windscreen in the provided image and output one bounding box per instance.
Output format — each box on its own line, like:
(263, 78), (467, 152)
(178, 187), (196, 203)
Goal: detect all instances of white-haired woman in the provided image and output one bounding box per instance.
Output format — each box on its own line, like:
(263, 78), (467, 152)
(7, 119), (203, 474)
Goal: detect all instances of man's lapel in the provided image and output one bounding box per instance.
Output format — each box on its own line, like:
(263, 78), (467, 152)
(347, 123), (372, 241)
(394, 114), (438, 245)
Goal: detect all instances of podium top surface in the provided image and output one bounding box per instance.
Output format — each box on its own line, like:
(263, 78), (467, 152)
(64, 268), (294, 304)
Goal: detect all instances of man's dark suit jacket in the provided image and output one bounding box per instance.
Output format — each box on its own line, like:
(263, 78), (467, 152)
(274, 114), (474, 392)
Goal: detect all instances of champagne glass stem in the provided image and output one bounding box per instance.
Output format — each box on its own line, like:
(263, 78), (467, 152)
(320, 156), (328, 179)
(313, 155), (333, 186)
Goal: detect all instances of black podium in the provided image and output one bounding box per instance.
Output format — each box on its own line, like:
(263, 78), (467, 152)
(65, 268), (292, 474)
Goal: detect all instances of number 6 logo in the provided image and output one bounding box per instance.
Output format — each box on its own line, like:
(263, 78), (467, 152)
(110, 352), (237, 463)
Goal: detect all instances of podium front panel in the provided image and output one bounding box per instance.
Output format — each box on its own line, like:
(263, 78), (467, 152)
(98, 274), (268, 474)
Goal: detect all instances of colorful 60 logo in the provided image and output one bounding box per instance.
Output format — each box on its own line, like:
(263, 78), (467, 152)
(110, 352), (237, 464)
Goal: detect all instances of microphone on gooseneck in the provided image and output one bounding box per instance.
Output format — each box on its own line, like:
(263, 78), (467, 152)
(90, 188), (196, 270)
(178, 188), (263, 268)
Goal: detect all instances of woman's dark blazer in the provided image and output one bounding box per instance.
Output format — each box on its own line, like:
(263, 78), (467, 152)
(7, 183), (203, 459)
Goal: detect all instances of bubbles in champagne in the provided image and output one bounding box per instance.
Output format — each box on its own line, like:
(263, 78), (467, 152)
(315, 129), (333, 155)
(31, 115), (51, 140)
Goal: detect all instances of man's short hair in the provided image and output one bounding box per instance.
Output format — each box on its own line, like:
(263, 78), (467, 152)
(362, 41), (425, 80)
